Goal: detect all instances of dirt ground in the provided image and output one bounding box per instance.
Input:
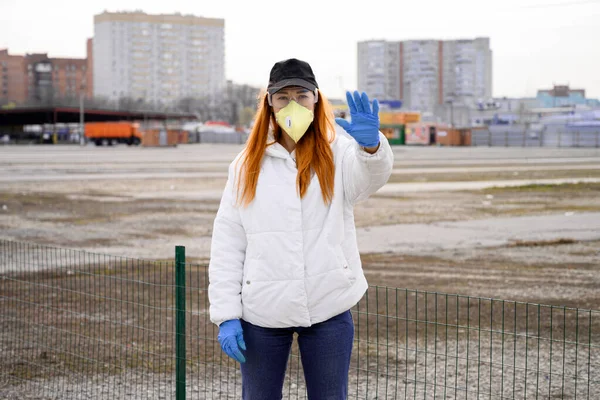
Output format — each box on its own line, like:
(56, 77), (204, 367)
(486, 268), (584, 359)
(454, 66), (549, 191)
(1, 145), (599, 398)
(1, 145), (600, 308)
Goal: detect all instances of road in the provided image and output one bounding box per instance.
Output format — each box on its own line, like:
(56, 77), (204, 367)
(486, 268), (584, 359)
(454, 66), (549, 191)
(1, 145), (599, 185)
(357, 212), (600, 254)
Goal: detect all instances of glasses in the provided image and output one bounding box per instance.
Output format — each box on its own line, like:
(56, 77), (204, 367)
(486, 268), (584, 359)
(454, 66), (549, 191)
(268, 90), (318, 109)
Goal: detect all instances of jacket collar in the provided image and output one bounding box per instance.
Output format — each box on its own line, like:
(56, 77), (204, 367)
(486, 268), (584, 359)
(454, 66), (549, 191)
(265, 131), (294, 160)
(265, 142), (291, 160)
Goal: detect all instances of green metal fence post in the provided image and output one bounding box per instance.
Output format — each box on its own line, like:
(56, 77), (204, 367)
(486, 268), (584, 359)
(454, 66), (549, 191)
(175, 246), (186, 400)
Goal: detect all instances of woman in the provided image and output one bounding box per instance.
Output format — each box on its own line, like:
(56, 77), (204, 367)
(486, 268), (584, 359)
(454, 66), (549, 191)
(208, 58), (394, 399)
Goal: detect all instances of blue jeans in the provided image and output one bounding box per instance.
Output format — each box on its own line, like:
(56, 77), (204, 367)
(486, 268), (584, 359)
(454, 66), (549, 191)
(240, 310), (354, 400)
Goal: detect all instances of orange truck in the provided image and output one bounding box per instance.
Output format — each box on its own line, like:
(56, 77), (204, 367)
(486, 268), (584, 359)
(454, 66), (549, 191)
(85, 122), (143, 146)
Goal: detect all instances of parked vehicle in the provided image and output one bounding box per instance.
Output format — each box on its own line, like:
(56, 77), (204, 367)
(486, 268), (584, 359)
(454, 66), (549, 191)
(85, 122), (143, 146)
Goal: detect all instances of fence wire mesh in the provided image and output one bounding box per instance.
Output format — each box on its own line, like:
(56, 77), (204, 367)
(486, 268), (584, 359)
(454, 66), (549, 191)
(0, 240), (178, 399)
(1, 239), (599, 399)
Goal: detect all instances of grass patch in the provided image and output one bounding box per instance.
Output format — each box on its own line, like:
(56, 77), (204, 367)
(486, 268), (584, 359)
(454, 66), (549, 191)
(474, 204), (600, 217)
(506, 238), (577, 248)
(387, 169), (600, 184)
(483, 182), (600, 193)
(153, 227), (190, 236)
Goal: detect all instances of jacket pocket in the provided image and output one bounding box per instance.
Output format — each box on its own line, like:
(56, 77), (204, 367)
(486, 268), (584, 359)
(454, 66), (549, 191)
(241, 271), (256, 309)
(335, 245), (356, 285)
(241, 260), (254, 300)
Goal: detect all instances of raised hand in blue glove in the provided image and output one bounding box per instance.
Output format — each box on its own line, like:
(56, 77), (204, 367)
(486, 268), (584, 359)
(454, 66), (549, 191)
(335, 90), (380, 148)
(217, 319), (246, 363)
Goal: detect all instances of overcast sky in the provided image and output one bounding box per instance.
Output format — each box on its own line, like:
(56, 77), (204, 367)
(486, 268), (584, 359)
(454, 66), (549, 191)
(1, 0), (599, 100)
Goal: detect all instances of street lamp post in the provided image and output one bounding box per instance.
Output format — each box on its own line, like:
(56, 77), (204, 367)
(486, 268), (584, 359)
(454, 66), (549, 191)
(79, 83), (85, 146)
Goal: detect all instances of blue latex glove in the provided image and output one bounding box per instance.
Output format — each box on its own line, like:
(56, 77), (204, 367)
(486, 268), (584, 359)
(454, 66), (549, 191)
(217, 319), (246, 363)
(335, 90), (380, 148)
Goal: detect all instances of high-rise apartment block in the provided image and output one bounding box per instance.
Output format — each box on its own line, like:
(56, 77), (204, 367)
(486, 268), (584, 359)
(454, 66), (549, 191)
(93, 11), (225, 106)
(357, 40), (401, 101)
(358, 38), (492, 112)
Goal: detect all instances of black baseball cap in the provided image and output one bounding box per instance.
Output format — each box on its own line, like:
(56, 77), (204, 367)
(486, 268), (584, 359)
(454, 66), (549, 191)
(267, 58), (319, 95)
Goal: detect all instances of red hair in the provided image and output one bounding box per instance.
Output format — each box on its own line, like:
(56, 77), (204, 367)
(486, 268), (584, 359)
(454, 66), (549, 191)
(236, 90), (335, 206)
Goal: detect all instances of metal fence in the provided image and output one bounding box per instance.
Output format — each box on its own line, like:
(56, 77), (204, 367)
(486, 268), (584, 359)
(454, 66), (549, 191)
(472, 127), (600, 148)
(1, 239), (599, 399)
(187, 131), (249, 145)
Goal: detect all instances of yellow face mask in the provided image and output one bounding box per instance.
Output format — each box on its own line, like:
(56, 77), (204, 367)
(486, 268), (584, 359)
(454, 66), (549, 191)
(274, 100), (314, 143)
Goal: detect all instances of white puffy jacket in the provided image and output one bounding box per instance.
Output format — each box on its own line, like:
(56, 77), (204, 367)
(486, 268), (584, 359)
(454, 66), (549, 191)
(208, 132), (394, 328)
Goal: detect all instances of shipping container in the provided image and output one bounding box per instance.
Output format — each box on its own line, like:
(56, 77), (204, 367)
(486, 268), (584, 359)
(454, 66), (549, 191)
(461, 129), (472, 146)
(142, 129), (179, 147)
(435, 129), (459, 146)
(405, 123), (451, 145)
(177, 130), (189, 144)
(435, 128), (472, 146)
(379, 112), (421, 125)
(381, 124), (405, 145)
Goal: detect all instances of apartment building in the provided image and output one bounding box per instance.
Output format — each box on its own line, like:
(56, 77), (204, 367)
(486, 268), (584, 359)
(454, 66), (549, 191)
(357, 40), (401, 101)
(0, 49), (91, 105)
(93, 11), (225, 106)
(358, 38), (492, 113)
(0, 49), (26, 103)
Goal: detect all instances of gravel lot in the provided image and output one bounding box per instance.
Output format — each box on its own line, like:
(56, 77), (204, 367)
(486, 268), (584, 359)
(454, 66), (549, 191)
(1, 144), (599, 399)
